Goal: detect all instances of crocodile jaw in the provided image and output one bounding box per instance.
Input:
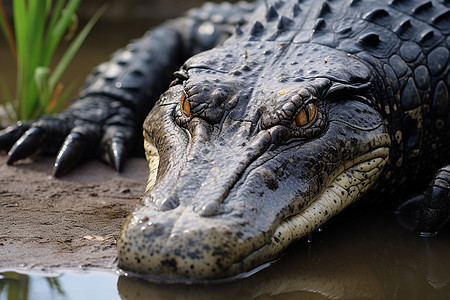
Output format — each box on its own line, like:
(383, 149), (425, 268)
(236, 145), (390, 271)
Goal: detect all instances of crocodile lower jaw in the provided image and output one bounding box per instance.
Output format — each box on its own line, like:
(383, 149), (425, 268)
(234, 145), (390, 275)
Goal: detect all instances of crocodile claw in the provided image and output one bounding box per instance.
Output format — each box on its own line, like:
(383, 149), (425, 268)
(100, 123), (136, 173)
(53, 132), (87, 177)
(7, 127), (44, 165)
(106, 137), (126, 173)
(0, 121), (32, 152)
(53, 125), (101, 177)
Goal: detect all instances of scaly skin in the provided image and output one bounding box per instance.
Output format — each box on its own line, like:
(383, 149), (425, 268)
(1, 0), (449, 281)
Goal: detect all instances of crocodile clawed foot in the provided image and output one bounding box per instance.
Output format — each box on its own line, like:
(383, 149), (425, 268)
(0, 96), (138, 176)
(417, 166), (450, 237)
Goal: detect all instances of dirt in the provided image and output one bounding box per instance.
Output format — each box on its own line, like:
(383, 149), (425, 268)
(0, 154), (148, 272)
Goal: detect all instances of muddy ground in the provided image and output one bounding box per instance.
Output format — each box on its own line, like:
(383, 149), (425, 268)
(0, 155), (148, 272)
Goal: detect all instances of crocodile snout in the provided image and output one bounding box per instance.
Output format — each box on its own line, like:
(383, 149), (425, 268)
(117, 204), (252, 281)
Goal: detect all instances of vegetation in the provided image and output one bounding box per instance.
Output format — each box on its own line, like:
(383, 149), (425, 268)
(0, 0), (105, 122)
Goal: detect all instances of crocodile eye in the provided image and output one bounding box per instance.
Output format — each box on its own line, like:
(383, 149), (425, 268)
(295, 103), (316, 127)
(180, 91), (191, 117)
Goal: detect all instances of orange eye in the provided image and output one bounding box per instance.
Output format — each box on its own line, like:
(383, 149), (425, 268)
(295, 103), (316, 127)
(180, 91), (191, 117)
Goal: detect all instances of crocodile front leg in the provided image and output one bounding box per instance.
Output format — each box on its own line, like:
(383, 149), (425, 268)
(0, 23), (183, 175)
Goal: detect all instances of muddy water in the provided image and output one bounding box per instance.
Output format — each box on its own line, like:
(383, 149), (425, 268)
(1, 209), (450, 299)
(0, 1), (449, 299)
(0, 270), (120, 300)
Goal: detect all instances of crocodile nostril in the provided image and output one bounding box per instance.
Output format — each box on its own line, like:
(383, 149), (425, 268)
(159, 194), (180, 211)
(198, 201), (221, 217)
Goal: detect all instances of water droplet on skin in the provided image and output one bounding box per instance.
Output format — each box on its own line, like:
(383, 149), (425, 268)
(199, 201), (220, 217)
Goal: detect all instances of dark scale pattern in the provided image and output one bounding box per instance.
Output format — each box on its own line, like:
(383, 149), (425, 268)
(414, 65), (430, 90)
(427, 47), (449, 76)
(226, 0), (449, 194)
(399, 41), (421, 62)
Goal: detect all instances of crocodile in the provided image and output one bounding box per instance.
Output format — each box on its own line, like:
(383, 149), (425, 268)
(0, 0), (449, 282)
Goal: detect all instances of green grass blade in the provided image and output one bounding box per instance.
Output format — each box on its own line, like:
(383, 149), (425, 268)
(30, 103), (43, 120)
(27, 2), (48, 118)
(47, 0), (66, 31)
(34, 67), (51, 108)
(43, 0), (82, 67)
(45, 0), (52, 16)
(13, 0), (29, 119)
(45, 0), (66, 55)
(12, 0), (27, 67)
(28, 1), (47, 62)
(49, 5), (106, 90)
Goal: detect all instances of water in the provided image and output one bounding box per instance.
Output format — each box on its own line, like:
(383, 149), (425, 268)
(0, 270), (120, 300)
(1, 209), (449, 300)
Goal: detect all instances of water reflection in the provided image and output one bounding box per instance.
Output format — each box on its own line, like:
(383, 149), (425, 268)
(118, 209), (450, 300)
(0, 272), (30, 300)
(0, 271), (119, 300)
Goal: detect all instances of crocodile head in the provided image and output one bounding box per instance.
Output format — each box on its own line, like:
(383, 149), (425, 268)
(117, 42), (391, 281)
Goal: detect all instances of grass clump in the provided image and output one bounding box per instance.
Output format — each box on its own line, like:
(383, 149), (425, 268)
(0, 0), (106, 122)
